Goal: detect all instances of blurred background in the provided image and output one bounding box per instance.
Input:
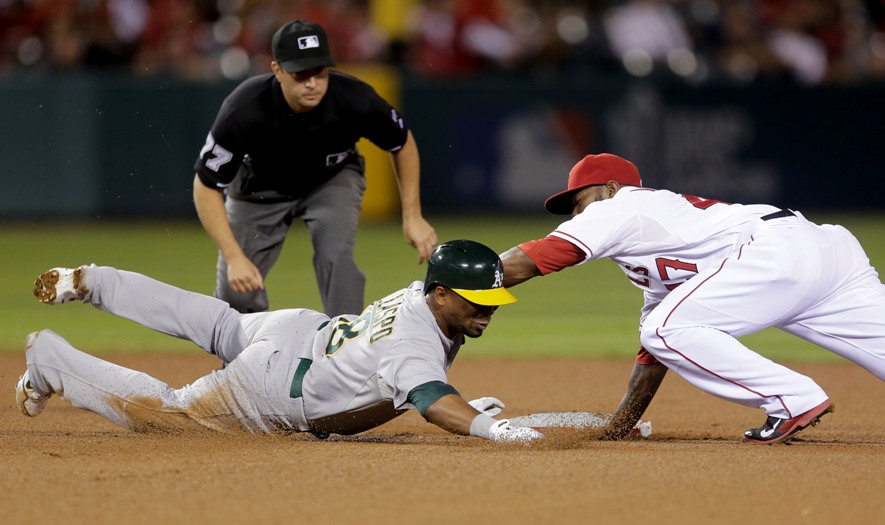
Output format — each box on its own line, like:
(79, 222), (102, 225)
(1, 0), (883, 220)
(0, 0), (883, 357)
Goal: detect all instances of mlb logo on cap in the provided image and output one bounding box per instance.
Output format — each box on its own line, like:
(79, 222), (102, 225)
(272, 20), (337, 73)
(298, 35), (320, 50)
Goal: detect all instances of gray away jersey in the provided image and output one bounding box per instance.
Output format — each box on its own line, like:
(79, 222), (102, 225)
(300, 281), (461, 434)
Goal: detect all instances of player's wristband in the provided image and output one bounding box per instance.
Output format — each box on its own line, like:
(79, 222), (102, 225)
(469, 413), (497, 440)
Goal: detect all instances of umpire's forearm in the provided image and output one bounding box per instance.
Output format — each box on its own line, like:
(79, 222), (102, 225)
(391, 131), (423, 219)
(192, 175), (245, 262)
(604, 362), (668, 439)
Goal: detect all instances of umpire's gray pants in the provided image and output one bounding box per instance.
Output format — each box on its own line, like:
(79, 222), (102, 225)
(217, 167), (367, 316)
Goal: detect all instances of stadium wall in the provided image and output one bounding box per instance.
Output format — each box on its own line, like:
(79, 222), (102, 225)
(1, 73), (882, 219)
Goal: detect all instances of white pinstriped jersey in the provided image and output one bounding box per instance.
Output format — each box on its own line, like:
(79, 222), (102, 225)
(537, 185), (885, 424)
(550, 187), (781, 321)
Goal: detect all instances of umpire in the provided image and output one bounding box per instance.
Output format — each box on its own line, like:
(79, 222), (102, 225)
(193, 19), (437, 315)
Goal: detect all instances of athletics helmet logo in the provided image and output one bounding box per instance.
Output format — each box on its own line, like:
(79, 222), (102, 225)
(493, 269), (504, 289)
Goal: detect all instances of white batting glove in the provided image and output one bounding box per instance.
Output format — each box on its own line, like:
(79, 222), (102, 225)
(468, 396), (505, 417)
(487, 419), (544, 444)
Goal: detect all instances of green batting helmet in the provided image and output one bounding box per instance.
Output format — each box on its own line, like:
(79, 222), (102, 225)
(423, 240), (517, 306)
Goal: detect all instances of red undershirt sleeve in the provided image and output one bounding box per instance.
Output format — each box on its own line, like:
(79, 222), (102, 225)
(635, 346), (659, 365)
(518, 236), (586, 275)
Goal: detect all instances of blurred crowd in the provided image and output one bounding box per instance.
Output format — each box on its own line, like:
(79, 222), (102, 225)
(1, 0), (884, 85)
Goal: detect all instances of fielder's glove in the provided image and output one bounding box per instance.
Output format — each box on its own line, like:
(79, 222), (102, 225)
(468, 396), (505, 417)
(488, 419), (545, 444)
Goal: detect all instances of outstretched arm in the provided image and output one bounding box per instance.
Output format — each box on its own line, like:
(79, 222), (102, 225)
(423, 394), (483, 435)
(601, 362), (668, 440)
(423, 394), (543, 443)
(390, 130), (437, 264)
(500, 246), (542, 287)
(501, 237), (584, 287)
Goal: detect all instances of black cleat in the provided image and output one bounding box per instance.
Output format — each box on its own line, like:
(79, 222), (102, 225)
(743, 400), (834, 445)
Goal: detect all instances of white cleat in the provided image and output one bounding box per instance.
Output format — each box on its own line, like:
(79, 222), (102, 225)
(15, 371), (50, 417)
(33, 267), (84, 304)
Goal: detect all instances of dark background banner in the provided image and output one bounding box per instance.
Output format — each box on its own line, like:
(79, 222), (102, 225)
(404, 75), (885, 212)
(2, 74), (882, 219)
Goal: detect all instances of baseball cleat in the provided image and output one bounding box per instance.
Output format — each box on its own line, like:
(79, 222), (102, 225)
(33, 267), (84, 304)
(743, 400), (834, 445)
(15, 370), (50, 417)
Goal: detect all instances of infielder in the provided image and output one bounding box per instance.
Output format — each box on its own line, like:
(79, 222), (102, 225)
(501, 153), (885, 444)
(16, 241), (542, 443)
(193, 19), (436, 316)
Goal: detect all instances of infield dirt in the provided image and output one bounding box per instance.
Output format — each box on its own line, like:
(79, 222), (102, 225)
(1, 353), (882, 524)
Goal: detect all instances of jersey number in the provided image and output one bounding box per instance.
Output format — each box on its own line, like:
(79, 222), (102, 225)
(624, 194), (726, 289)
(624, 264), (650, 287)
(656, 258), (699, 290)
(199, 133), (233, 172)
(323, 292), (405, 356)
(626, 258), (700, 290)
(325, 313), (371, 356)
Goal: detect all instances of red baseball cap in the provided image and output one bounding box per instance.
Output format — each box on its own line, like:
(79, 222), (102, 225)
(544, 153), (642, 214)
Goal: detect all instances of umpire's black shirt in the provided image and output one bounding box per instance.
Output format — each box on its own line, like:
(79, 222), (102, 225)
(194, 71), (409, 202)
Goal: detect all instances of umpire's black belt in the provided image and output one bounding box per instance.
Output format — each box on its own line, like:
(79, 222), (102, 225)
(760, 209), (796, 221)
(290, 358), (313, 399)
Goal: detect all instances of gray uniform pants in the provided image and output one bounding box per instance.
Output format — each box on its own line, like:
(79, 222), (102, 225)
(25, 266), (327, 434)
(217, 166), (367, 316)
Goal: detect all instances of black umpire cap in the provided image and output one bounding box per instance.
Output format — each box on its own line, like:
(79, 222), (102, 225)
(272, 20), (337, 73)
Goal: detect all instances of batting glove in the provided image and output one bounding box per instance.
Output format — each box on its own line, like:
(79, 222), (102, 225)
(488, 419), (544, 444)
(468, 396), (505, 417)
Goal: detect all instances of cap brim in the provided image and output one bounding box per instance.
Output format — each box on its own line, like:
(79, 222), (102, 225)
(278, 56), (337, 73)
(544, 188), (583, 215)
(452, 287), (517, 306)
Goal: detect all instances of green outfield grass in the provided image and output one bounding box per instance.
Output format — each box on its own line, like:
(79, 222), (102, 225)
(2, 212), (883, 362)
